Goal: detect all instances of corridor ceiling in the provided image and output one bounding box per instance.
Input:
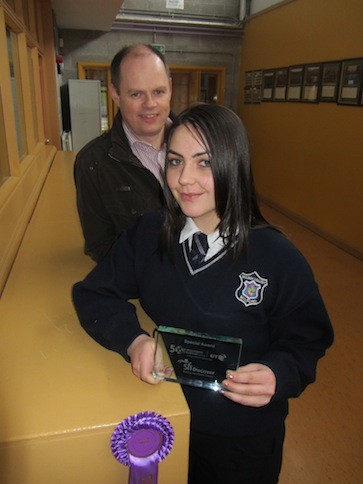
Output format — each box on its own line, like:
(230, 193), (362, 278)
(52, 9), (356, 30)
(51, 0), (123, 30)
(51, 0), (246, 33)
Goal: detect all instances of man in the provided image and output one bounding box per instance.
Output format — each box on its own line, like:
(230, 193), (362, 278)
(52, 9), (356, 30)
(74, 44), (173, 262)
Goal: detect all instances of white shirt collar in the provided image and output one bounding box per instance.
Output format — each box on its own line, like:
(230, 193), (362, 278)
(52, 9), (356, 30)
(179, 218), (223, 253)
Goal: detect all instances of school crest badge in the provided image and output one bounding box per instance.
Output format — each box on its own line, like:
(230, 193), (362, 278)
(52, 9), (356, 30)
(235, 271), (268, 307)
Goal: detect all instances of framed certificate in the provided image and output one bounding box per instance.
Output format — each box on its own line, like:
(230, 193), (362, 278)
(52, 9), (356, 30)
(286, 65), (304, 101)
(244, 71), (254, 104)
(338, 58), (363, 105)
(319, 61), (341, 102)
(245, 70), (254, 88)
(243, 87), (253, 104)
(252, 70), (263, 104)
(262, 70), (275, 101)
(302, 63), (322, 103)
(273, 67), (288, 101)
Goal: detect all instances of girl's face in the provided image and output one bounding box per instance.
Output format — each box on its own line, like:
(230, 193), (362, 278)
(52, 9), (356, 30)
(166, 124), (220, 234)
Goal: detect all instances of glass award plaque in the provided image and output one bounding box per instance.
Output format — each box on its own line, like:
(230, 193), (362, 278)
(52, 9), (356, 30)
(153, 326), (243, 392)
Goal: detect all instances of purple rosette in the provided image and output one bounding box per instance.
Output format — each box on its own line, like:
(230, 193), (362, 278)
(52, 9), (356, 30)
(110, 411), (174, 483)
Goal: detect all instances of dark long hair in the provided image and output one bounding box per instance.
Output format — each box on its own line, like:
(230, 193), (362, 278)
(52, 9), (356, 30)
(160, 103), (269, 260)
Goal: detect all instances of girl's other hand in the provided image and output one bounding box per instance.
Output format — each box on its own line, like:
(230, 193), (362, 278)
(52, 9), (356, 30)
(221, 363), (276, 407)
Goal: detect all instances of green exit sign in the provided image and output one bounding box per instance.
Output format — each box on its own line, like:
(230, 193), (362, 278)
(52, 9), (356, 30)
(151, 44), (166, 55)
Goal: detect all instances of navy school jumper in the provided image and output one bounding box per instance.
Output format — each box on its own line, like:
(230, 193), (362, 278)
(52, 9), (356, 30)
(72, 210), (333, 438)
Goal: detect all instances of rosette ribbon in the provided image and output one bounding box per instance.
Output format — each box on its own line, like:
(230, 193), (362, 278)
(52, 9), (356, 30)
(110, 411), (174, 483)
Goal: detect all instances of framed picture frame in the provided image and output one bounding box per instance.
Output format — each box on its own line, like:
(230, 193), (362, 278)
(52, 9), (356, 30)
(319, 61), (341, 102)
(273, 67), (288, 101)
(245, 71), (254, 88)
(301, 63), (322, 103)
(243, 71), (254, 104)
(286, 65), (304, 101)
(243, 87), (253, 104)
(262, 70), (275, 101)
(338, 58), (363, 106)
(252, 70), (263, 104)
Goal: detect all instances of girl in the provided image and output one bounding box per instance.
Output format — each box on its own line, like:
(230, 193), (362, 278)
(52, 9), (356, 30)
(73, 104), (333, 483)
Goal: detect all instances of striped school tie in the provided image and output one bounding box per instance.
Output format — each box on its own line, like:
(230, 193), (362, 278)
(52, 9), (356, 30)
(189, 232), (209, 269)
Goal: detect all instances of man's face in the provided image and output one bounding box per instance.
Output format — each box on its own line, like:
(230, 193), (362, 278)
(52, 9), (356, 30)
(111, 52), (172, 146)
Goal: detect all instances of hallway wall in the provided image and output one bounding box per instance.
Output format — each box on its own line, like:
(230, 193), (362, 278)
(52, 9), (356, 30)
(59, 28), (242, 111)
(237, 0), (363, 258)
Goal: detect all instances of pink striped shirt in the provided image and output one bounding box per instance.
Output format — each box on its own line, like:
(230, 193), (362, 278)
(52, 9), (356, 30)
(123, 120), (172, 185)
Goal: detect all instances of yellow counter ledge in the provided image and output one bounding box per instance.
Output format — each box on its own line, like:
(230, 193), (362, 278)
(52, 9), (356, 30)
(0, 151), (190, 483)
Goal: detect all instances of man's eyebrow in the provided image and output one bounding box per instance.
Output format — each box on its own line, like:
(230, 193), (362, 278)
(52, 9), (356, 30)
(127, 85), (168, 92)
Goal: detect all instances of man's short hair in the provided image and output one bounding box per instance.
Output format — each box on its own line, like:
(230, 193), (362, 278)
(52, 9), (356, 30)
(110, 43), (170, 92)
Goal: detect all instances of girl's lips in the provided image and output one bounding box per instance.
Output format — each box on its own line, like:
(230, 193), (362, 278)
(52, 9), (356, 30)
(180, 193), (202, 202)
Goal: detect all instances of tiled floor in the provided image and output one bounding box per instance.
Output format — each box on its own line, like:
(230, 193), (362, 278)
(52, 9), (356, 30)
(260, 204), (362, 484)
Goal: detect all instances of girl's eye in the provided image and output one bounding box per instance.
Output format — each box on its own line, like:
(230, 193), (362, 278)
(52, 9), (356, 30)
(200, 159), (211, 168)
(167, 158), (182, 166)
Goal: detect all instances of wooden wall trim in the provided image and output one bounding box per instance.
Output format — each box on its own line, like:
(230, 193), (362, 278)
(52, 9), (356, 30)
(0, 145), (56, 295)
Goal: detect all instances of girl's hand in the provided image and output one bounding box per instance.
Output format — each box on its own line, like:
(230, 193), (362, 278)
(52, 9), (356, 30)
(221, 363), (276, 407)
(127, 334), (161, 385)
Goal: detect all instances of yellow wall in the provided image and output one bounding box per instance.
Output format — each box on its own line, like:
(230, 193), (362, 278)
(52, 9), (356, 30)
(237, 0), (363, 258)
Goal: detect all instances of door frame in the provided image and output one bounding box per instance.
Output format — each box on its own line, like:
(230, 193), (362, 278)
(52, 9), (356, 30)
(169, 65), (226, 107)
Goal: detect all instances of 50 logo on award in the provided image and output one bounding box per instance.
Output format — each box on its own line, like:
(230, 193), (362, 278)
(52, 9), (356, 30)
(169, 344), (184, 354)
